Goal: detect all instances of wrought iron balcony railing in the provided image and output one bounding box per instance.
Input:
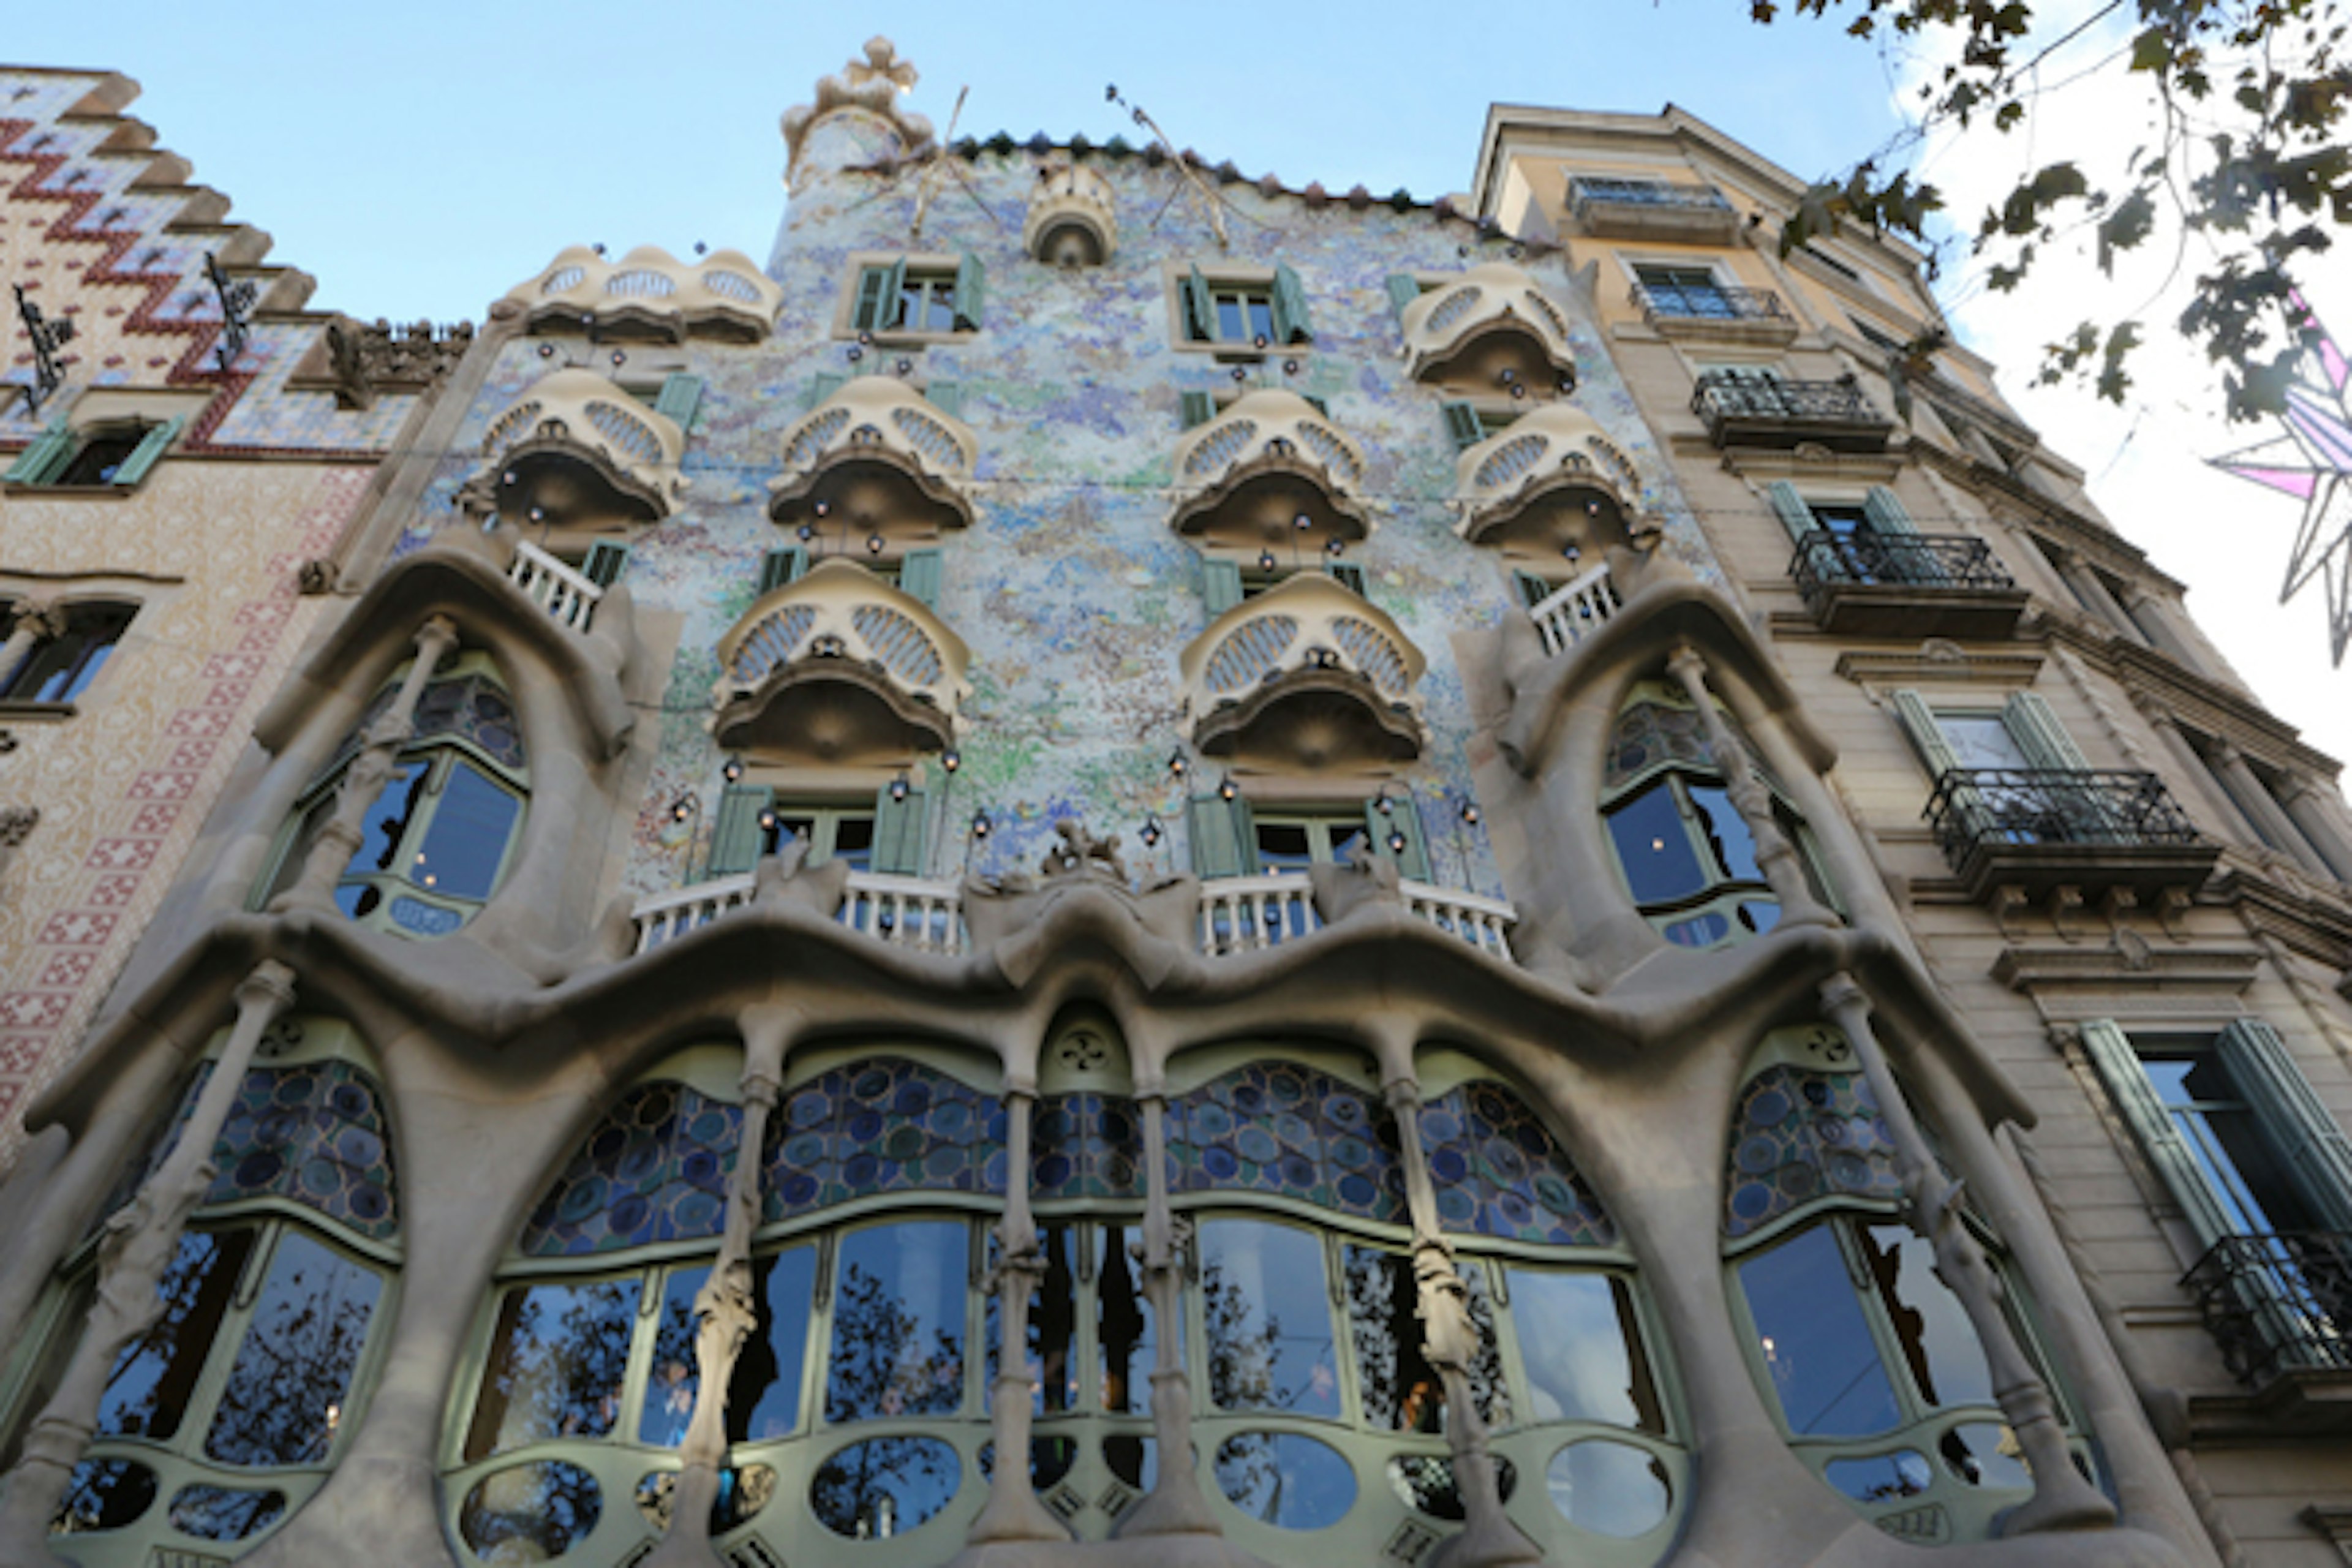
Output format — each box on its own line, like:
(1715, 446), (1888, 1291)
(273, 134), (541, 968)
(1925, 768), (2201, 861)
(1789, 530), (2016, 600)
(1691, 372), (1885, 429)
(1630, 282), (1789, 328)
(2182, 1232), (2352, 1386)
(1568, 178), (1740, 241)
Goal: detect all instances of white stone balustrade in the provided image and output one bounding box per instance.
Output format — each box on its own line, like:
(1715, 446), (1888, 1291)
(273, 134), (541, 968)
(714, 559), (970, 729)
(1527, 562), (1623, 656)
(1197, 873), (1517, 959)
(507, 540), (605, 631)
(476, 367), (688, 524)
(632, 870), (967, 955)
(1400, 262), (1579, 386)
(500, 243), (783, 341)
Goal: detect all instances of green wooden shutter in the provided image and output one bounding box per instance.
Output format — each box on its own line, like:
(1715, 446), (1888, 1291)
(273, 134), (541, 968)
(2078, 1019), (2236, 1248)
(111, 416), (184, 489)
(1366, 793), (1433, 882)
(6, 418), (75, 485)
(581, 540), (631, 588)
(2003, 691), (2092, 773)
(1325, 561), (1368, 597)
(952, 252), (986, 331)
(1861, 485), (1920, 537)
(899, 548), (944, 608)
(653, 374), (704, 431)
(924, 380), (965, 418)
(1271, 262), (1313, 344)
(1385, 274), (1425, 322)
(871, 778), (929, 876)
(2216, 1019), (2352, 1233)
(853, 262), (903, 332)
(1765, 481), (1819, 546)
(757, 546), (807, 595)
(1440, 402), (1485, 452)
(1183, 265), (1216, 342)
(807, 372), (848, 411)
(1179, 390), (1218, 429)
(1201, 558), (1245, 617)
(1890, 688), (1961, 779)
(1513, 570), (1555, 611)
(708, 785), (775, 876)
(1187, 792), (1255, 880)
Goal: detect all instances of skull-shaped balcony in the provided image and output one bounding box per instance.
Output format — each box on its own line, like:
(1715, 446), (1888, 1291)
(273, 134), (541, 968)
(712, 559), (970, 766)
(1167, 390), (1371, 557)
(767, 376), (978, 548)
(1452, 402), (1650, 557)
(500, 244), (784, 342)
(1180, 573), (1427, 769)
(467, 368), (687, 530)
(1400, 263), (1580, 393)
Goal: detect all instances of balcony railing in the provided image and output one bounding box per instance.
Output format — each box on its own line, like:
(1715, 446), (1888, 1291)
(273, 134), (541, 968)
(1629, 282), (1790, 328)
(1790, 531), (2016, 598)
(2182, 1232), (2352, 1385)
(507, 540), (605, 631)
(633, 870), (966, 955)
(1528, 562), (1623, 657)
(1926, 769), (2201, 859)
(1198, 873), (1517, 961)
(502, 243), (784, 342)
(1690, 372), (1891, 451)
(1569, 178), (1740, 242)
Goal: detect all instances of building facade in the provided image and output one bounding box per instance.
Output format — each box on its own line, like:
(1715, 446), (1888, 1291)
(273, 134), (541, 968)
(3, 41), (2351, 1568)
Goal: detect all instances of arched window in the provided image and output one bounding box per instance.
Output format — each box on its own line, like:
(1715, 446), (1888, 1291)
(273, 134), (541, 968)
(2, 1021), (401, 1558)
(1600, 681), (1825, 950)
(445, 1049), (1008, 1562)
(1722, 1023), (2075, 1544)
(257, 654), (528, 938)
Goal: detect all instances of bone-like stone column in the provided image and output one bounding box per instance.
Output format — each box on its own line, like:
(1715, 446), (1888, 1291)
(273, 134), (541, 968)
(0, 960), (298, 1567)
(967, 1077), (1072, 1544)
(0, 600), (63, 689)
(1385, 1070), (1542, 1568)
(1113, 1073), (1222, 1539)
(1817, 973), (2116, 1536)
(270, 615), (460, 913)
(643, 1005), (791, 1568)
(1665, 643), (1836, 929)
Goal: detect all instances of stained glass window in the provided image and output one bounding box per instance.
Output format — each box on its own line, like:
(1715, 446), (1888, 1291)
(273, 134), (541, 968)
(763, 1057), (1006, 1223)
(1166, 1062), (1406, 1224)
(1723, 1065), (1903, 1238)
(521, 1083), (742, 1257)
(1033, 1091), (1143, 1201)
(1419, 1080), (1614, 1246)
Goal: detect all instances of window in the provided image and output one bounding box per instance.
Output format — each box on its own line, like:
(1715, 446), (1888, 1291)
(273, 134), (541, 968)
(706, 777), (929, 878)
(848, 254), (984, 336)
(256, 661), (529, 938)
(1188, 791), (1431, 881)
(2, 600), (135, 705)
(1179, 263), (1312, 349)
(1199, 555), (1365, 616)
(1633, 263), (1736, 318)
(1891, 688), (2113, 845)
(1439, 401), (1520, 452)
(5, 415), (184, 489)
(1765, 483), (1942, 587)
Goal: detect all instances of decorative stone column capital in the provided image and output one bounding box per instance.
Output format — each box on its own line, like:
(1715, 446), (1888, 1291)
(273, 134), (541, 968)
(412, 612), (461, 664)
(235, 959), (299, 1017)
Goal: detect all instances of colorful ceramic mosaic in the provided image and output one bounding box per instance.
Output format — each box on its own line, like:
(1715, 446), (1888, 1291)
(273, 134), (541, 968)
(1166, 1063), (1406, 1223)
(1723, 1065), (1904, 1238)
(763, 1057), (1006, 1221)
(410, 676), (527, 769)
(521, 1083), (743, 1256)
(1418, 1081), (1614, 1246)
(1604, 702), (1717, 791)
(1032, 1092), (1144, 1201)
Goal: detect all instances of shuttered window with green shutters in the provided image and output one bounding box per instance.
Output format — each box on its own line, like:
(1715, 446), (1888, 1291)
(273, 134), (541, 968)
(707, 784), (775, 877)
(1385, 274), (1427, 323)
(806, 372), (848, 412)
(756, 546), (807, 596)
(1179, 267), (1310, 347)
(851, 261), (905, 333)
(1363, 791), (1432, 882)
(870, 778), (929, 876)
(1270, 262), (1313, 345)
(1187, 791), (1257, 880)
(1325, 561), (1368, 597)
(652, 375), (704, 431)
(923, 381), (965, 419)
(1178, 390), (1219, 430)
(15, 416), (186, 490)
(1440, 402), (1488, 451)
(4, 418), (75, 485)
(581, 541), (631, 589)
(897, 548), (944, 609)
(1200, 557), (1245, 618)
(951, 252), (986, 332)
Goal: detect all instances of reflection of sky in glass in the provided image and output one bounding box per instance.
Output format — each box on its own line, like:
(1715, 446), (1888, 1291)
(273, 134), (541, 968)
(465, 1278), (641, 1461)
(640, 1267), (705, 1447)
(1096, 1223), (1154, 1418)
(1545, 1439), (1672, 1537)
(99, 1229), (252, 1441)
(737, 1248), (816, 1441)
(1738, 1226), (1901, 1437)
(1824, 1448), (1931, 1501)
(2143, 1058), (2314, 1234)
(1689, 785), (1760, 880)
(1859, 1224), (1992, 1410)
(1941, 1422), (2034, 1490)
(1213, 1431), (1355, 1529)
(1607, 786), (1706, 903)
(205, 1231), (382, 1465)
(412, 761), (519, 900)
(458, 1460), (602, 1559)
(1507, 1269), (1659, 1431)
(810, 1436), (961, 1539)
(827, 1221), (968, 1423)
(1200, 1218), (1340, 1418)
(345, 763), (428, 878)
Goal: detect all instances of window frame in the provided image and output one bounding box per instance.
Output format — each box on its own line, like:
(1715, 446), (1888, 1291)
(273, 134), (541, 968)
(1167, 262), (1314, 355)
(0, 599), (137, 708)
(4, 413), (184, 493)
(840, 252), (984, 342)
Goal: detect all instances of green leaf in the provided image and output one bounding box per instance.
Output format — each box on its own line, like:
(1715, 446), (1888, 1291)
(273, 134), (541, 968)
(2097, 187), (2158, 273)
(2130, 25), (2173, 72)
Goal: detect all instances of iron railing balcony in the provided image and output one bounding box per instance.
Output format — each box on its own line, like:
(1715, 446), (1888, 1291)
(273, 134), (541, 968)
(1569, 177), (1741, 243)
(2182, 1232), (2352, 1387)
(1630, 282), (1791, 330)
(1924, 766), (2215, 902)
(1690, 371), (1893, 453)
(1788, 528), (2030, 638)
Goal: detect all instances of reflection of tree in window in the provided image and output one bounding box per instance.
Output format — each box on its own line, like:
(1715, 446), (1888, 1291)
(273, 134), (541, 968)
(1201, 1219), (1340, 1418)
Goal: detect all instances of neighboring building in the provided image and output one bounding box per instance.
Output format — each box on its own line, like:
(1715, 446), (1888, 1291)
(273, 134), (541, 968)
(2, 41), (2351, 1568)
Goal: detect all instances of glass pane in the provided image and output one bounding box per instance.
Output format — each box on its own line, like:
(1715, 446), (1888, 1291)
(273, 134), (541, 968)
(2149, 1057), (2319, 1234)
(810, 1436), (961, 1539)
(167, 1484), (287, 1542)
(459, 1461), (601, 1561)
(342, 761), (429, 879)
(1343, 1243), (1443, 1433)
(1859, 1223), (1994, 1409)
(98, 1227), (255, 1441)
(1254, 823), (1315, 875)
(639, 1265), (706, 1447)
(1738, 1224), (1902, 1437)
(1825, 1449), (1932, 1502)
(1688, 786), (1761, 882)
(1388, 1453), (1518, 1521)
(1937, 716), (2029, 772)
(827, 1220), (970, 1423)
(1940, 1422), (2034, 1489)
(1032, 1224), (1078, 1414)
(1607, 786), (1708, 904)
(410, 761), (519, 902)
(1459, 1262), (1513, 1427)
(1545, 1439), (1672, 1537)
(50, 1459), (157, 1536)
(1506, 1269), (1662, 1432)
(734, 1246), (817, 1441)
(1199, 1218), (1340, 1417)
(205, 1231), (383, 1465)
(1213, 1431), (1356, 1529)
(1097, 1221), (1155, 1416)
(830, 815), (876, 873)
(1246, 297), (1277, 344)
(1215, 295), (1248, 341)
(462, 1276), (643, 1462)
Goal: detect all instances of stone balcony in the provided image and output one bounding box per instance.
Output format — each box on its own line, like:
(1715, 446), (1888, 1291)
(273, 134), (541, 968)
(1691, 371), (1893, 453)
(1924, 767), (2218, 905)
(1789, 529), (2029, 640)
(1400, 262), (1580, 391)
(1179, 572), (1426, 769)
(1567, 176), (1741, 243)
(1167, 390), (1371, 556)
(711, 558), (970, 764)
(465, 367), (688, 529)
(1451, 402), (1651, 556)
(769, 375), (979, 540)
(1627, 281), (1799, 348)
(505, 540), (606, 632)
(498, 243), (783, 342)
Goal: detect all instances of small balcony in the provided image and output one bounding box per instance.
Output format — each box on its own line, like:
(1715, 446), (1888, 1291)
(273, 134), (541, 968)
(1400, 263), (1579, 391)
(1924, 767), (2218, 902)
(500, 243), (783, 342)
(635, 869), (966, 955)
(711, 558), (970, 765)
(507, 539), (605, 632)
(1180, 572), (1426, 769)
(769, 375), (978, 540)
(1789, 529), (2029, 639)
(1568, 176), (1740, 244)
(1199, 873), (1517, 961)
(1628, 281), (1798, 347)
(1452, 402), (1649, 556)
(470, 368), (687, 528)
(1526, 562), (1624, 657)
(1167, 390), (1371, 556)
(2184, 1234), (2352, 1411)
(1691, 371), (1893, 453)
